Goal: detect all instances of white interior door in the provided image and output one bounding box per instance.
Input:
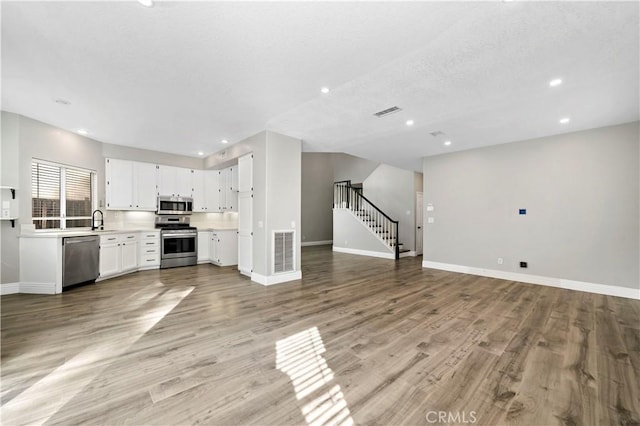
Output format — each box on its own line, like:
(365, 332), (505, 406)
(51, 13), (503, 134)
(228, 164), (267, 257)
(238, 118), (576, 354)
(416, 192), (423, 255)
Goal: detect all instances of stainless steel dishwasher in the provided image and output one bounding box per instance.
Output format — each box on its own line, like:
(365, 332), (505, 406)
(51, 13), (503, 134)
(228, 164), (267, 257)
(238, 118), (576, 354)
(62, 235), (100, 289)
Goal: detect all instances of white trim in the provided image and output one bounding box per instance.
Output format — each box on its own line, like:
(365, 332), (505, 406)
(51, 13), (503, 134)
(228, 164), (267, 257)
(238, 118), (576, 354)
(18, 282), (57, 295)
(251, 271), (302, 286)
(422, 260), (640, 300)
(333, 246), (395, 260)
(400, 250), (417, 258)
(0, 283), (20, 295)
(301, 240), (333, 247)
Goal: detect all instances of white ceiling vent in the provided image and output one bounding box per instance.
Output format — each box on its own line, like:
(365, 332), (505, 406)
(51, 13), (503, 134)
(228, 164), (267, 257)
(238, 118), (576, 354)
(373, 106), (402, 118)
(429, 131), (445, 137)
(273, 230), (295, 274)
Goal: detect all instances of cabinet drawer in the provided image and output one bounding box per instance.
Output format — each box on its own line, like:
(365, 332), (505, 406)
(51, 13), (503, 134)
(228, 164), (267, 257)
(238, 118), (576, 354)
(140, 246), (159, 255)
(141, 231), (160, 240)
(100, 234), (121, 244)
(140, 254), (160, 266)
(140, 239), (159, 248)
(122, 233), (138, 242)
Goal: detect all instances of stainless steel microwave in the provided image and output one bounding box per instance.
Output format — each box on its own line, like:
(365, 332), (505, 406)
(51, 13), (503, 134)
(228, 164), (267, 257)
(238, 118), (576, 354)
(157, 196), (193, 215)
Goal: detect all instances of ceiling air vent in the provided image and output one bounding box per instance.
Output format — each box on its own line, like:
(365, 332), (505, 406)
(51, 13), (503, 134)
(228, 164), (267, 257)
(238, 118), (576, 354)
(429, 131), (445, 137)
(373, 106), (402, 118)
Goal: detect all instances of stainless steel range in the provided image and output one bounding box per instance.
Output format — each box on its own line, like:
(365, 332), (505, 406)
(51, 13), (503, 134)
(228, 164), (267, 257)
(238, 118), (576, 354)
(155, 215), (198, 269)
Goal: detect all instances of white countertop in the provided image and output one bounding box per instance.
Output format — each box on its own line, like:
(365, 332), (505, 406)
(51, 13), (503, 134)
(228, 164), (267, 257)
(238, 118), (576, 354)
(197, 228), (237, 232)
(19, 229), (158, 238)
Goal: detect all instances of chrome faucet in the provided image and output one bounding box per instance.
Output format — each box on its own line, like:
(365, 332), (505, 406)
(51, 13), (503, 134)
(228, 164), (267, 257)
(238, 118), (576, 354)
(91, 209), (104, 231)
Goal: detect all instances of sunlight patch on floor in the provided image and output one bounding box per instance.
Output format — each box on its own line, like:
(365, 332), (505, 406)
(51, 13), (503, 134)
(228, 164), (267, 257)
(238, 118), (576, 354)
(1, 286), (194, 425)
(276, 327), (353, 426)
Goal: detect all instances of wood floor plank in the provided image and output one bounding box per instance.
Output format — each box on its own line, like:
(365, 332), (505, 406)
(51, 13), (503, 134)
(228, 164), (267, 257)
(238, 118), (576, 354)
(1, 245), (638, 425)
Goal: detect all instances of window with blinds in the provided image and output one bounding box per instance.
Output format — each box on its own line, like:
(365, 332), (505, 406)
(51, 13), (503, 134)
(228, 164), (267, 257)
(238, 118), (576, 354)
(31, 160), (95, 229)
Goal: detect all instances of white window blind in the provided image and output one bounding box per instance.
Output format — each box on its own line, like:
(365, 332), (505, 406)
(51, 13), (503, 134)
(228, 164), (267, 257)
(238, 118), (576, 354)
(31, 160), (95, 229)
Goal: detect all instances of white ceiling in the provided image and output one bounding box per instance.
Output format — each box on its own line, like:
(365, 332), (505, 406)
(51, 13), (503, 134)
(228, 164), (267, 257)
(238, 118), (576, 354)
(2, 1), (638, 172)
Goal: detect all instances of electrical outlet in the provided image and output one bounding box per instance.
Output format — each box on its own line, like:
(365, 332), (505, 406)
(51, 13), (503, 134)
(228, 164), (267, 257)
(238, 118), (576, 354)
(520, 261), (528, 268)
(497, 258), (503, 265)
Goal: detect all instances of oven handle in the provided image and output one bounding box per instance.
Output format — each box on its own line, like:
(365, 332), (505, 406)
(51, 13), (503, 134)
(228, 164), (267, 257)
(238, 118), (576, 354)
(162, 233), (197, 238)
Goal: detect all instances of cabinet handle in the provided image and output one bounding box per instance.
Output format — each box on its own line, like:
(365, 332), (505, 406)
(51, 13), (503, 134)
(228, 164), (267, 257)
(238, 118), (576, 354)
(146, 242), (154, 245)
(146, 249), (154, 253)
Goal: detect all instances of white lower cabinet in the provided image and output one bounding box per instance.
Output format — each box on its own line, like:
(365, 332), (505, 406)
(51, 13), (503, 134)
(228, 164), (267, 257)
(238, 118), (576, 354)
(197, 231), (211, 262)
(138, 231), (160, 269)
(99, 233), (138, 279)
(210, 230), (238, 266)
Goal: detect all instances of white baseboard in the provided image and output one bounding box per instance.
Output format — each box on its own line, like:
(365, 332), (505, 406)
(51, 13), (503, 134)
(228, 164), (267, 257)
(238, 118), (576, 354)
(17, 282), (57, 295)
(400, 251), (417, 258)
(302, 240), (333, 247)
(422, 260), (640, 300)
(252, 271), (302, 286)
(0, 282), (20, 295)
(333, 246), (395, 260)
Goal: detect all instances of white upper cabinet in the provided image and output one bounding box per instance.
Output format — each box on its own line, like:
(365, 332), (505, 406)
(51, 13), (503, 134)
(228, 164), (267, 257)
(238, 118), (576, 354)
(206, 171), (220, 212)
(217, 166), (237, 212)
(134, 162), (158, 210)
(238, 153), (253, 192)
(106, 158), (158, 211)
(226, 166), (238, 211)
(106, 158), (134, 210)
(193, 170), (220, 212)
(192, 170), (206, 211)
(158, 165), (192, 197)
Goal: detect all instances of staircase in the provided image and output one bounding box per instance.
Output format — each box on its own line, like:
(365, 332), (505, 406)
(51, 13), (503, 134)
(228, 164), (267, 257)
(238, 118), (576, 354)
(333, 181), (400, 259)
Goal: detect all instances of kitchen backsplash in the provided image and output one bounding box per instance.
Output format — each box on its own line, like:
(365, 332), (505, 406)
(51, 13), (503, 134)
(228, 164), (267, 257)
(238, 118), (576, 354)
(104, 211), (238, 230)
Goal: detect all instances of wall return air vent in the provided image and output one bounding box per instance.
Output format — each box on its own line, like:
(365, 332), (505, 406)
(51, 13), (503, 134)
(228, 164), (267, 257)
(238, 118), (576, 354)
(273, 230), (295, 274)
(373, 106), (402, 118)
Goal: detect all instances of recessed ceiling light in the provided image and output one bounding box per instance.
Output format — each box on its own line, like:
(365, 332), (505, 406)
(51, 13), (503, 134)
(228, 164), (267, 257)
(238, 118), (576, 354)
(559, 117), (570, 124)
(221, 139), (229, 144)
(137, 0), (154, 7)
(321, 87), (330, 94)
(444, 140), (452, 146)
(197, 151), (204, 156)
(549, 78), (563, 87)
(54, 98), (71, 105)
(406, 119), (414, 126)
(77, 129), (88, 135)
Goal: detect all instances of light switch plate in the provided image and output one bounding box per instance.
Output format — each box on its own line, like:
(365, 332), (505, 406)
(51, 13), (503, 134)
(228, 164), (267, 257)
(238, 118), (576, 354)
(426, 204), (434, 212)
(427, 217), (435, 224)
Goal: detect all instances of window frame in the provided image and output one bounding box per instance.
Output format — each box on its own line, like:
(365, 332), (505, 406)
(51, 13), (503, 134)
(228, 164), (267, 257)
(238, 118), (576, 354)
(31, 159), (97, 230)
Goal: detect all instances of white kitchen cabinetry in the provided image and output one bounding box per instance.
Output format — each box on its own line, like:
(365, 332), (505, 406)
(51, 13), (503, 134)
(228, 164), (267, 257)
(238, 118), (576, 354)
(105, 159), (157, 211)
(158, 165), (193, 197)
(105, 159), (134, 210)
(197, 231), (211, 262)
(99, 233), (138, 279)
(210, 230), (238, 266)
(238, 154), (253, 193)
(138, 231), (160, 269)
(193, 171), (220, 212)
(237, 153), (253, 276)
(218, 166), (238, 211)
(134, 162), (158, 210)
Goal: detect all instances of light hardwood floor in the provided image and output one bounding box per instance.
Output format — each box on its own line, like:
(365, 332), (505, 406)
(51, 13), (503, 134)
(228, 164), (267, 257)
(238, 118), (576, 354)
(1, 246), (639, 425)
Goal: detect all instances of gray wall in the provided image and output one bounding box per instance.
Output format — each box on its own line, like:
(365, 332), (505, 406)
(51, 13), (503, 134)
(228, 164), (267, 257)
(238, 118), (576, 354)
(227, 130), (302, 278)
(363, 164), (420, 252)
(333, 209), (394, 255)
(265, 131), (302, 273)
(332, 153), (379, 183)
(1, 112), (20, 283)
(301, 153), (334, 243)
(423, 121), (640, 290)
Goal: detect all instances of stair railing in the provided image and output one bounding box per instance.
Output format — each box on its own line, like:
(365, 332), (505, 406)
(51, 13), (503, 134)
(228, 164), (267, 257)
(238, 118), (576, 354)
(333, 181), (400, 259)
